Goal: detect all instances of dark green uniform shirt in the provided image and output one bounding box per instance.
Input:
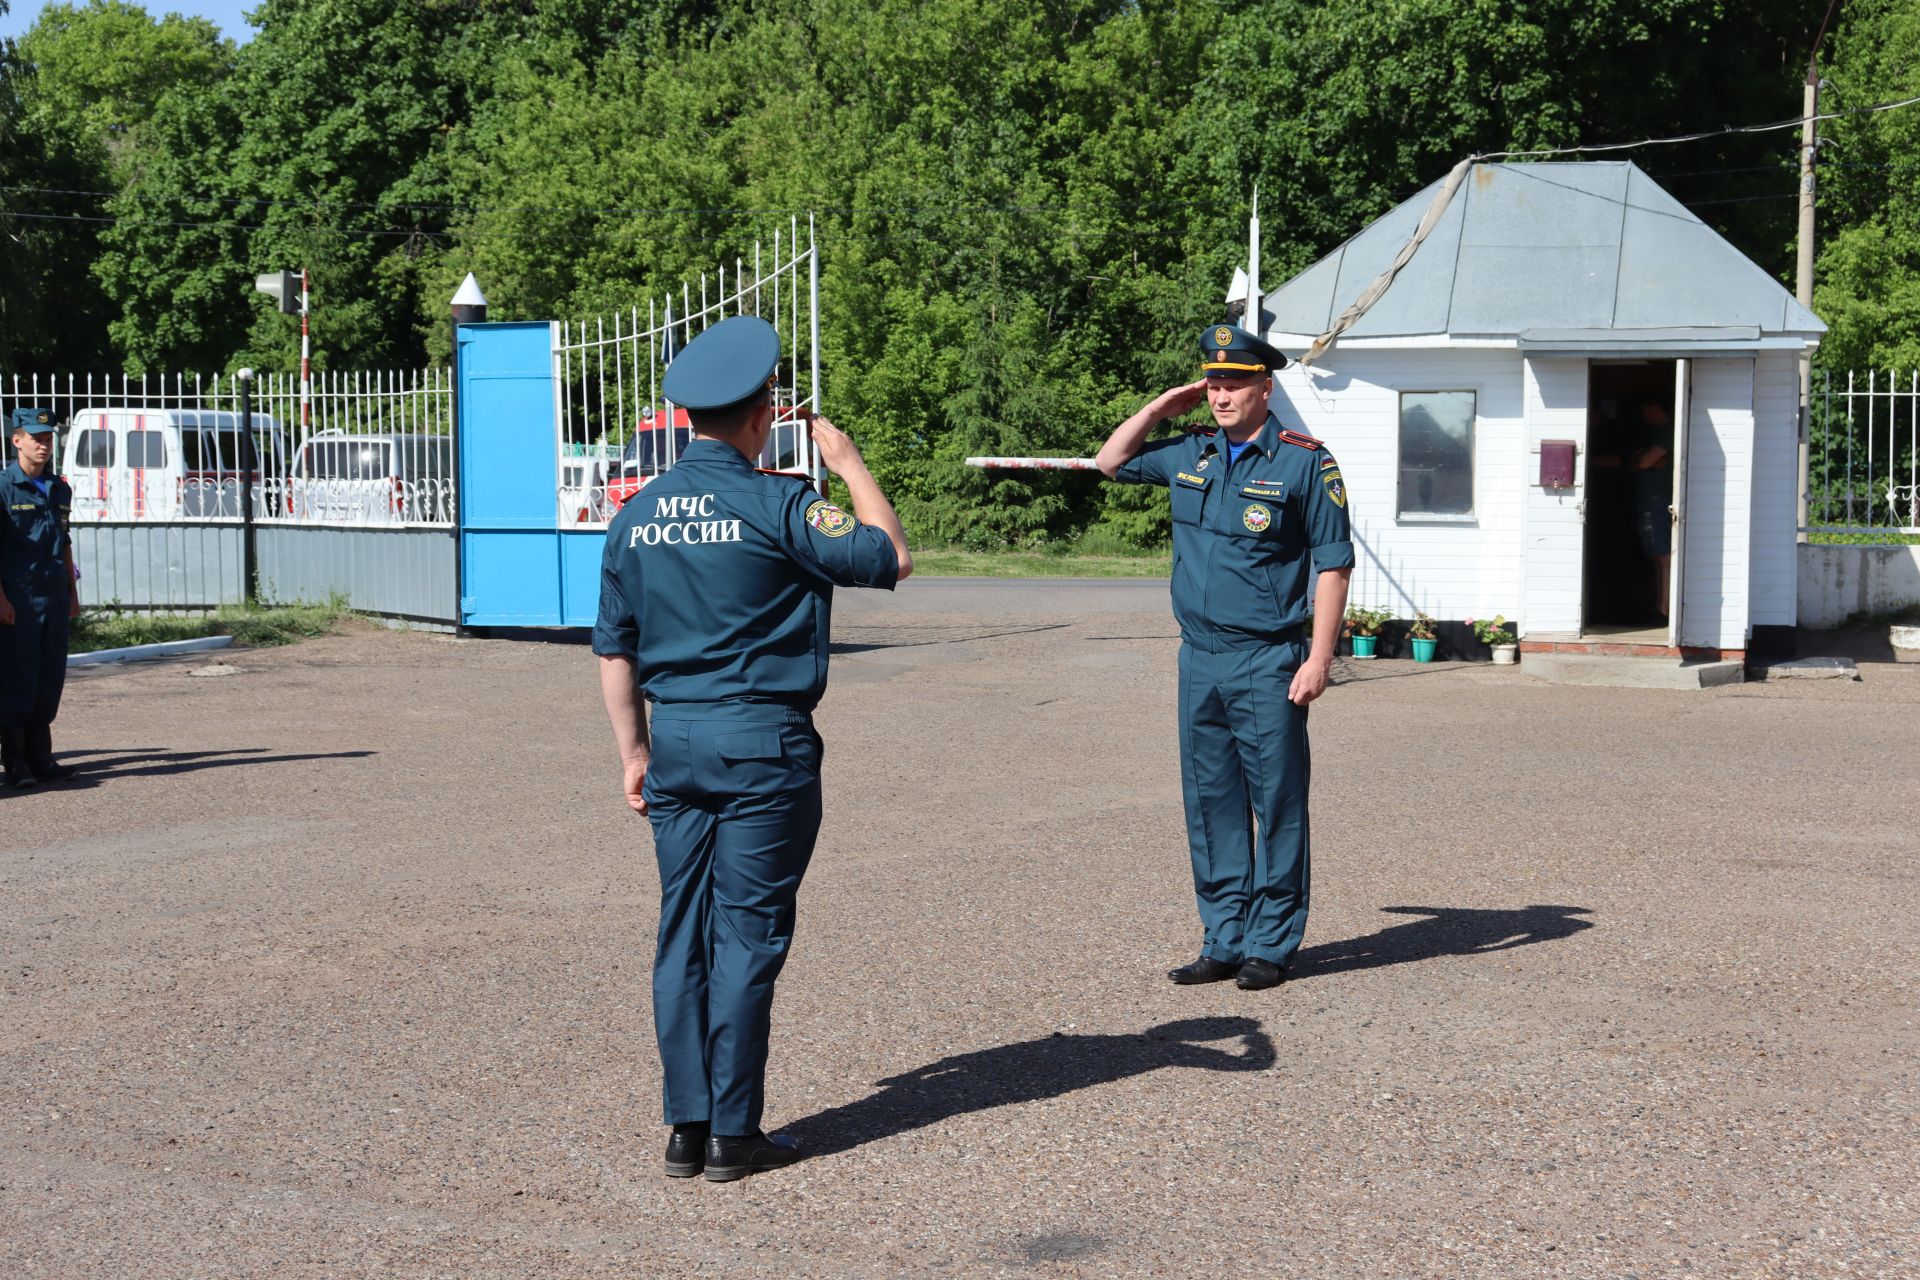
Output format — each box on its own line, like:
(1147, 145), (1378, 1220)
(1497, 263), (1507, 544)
(592, 440), (899, 710)
(2, 462), (74, 603)
(1114, 413), (1353, 646)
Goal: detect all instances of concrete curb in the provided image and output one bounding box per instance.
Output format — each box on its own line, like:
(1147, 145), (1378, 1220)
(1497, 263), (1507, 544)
(68, 635), (235, 668)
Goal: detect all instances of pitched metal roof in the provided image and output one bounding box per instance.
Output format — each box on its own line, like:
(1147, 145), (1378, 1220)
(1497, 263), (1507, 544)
(1261, 161), (1824, 344)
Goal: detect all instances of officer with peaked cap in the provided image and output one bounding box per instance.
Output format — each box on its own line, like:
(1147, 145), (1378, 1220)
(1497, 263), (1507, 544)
(2, 407), (81, 789)
(1095, 324), (1353, 990)
(594, 315), (912, 1181)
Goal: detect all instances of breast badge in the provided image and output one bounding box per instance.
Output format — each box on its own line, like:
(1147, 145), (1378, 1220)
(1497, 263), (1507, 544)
(805, 500), (855, 536)
(1242, 503), (1272, 533)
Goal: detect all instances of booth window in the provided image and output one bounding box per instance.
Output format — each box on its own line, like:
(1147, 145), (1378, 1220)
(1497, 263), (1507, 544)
(1397, 391), (1475, 519)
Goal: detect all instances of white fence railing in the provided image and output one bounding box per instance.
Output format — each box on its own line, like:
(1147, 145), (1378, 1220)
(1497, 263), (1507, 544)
(555, 217), (823, 528)
(1807, 368), (1919, 536)
(2, 367), (454, 529)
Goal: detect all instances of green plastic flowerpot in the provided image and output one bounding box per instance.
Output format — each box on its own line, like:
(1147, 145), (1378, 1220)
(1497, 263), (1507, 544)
(1350, 635), (1378, 659)
(1411, 637), (1438, 663)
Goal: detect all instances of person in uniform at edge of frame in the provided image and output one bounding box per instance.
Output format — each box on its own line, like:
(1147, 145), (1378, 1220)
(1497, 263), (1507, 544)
(2, 408), (82, 790)
(593, 315), (912, 1183)
(1095, 324), (1353, 991)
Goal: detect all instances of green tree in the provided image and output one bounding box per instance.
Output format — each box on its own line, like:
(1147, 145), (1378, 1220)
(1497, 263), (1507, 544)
(0, 0), (116, 368)
(1813, 0), (1920, 373)
(15, 0), (229, 177)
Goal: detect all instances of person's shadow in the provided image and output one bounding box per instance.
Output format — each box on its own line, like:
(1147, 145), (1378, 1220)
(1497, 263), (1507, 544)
(787, 1016), (1273, 1157)
(1293, 904), (1595, 980)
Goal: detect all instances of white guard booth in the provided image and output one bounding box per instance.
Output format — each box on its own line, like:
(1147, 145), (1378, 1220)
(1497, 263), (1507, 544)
(1258, 161), (1823, 666)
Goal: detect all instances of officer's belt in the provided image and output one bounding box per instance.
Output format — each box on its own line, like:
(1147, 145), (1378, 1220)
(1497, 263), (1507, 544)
(1180, 625), (1305, 654)
(647, 701), (813, 724)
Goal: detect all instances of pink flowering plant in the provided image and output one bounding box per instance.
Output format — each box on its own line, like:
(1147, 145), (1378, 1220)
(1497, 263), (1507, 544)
(1467, 614), (1515, 645)
(1344, 606), (1393, 638)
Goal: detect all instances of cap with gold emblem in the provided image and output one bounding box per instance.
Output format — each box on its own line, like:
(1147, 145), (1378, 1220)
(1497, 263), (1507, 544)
(1198, 322), (1290, 375)
(9, 407), (55, 434)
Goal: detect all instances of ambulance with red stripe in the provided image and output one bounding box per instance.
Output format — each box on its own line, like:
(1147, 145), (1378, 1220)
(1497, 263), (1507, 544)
(63, 409), (287, 521)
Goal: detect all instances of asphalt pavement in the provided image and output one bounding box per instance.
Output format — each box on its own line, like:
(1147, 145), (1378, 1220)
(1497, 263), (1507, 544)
(3, 579), (1915, 1277)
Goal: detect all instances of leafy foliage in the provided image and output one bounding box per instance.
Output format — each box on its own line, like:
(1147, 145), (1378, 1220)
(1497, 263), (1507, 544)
(6, 0), (1915, 548)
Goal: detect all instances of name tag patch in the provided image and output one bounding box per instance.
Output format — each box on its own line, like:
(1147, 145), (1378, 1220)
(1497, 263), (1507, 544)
(1174, 471), (1211, 489)
(1238, 483), (1286, 500)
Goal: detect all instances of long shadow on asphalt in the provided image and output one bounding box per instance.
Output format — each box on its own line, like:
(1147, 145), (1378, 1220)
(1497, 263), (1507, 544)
(787, 1016), (1273, 1158)
(1293, 904), (1594, 980)
(830, 622), (1071, 654)
(24, 747), (376, 788)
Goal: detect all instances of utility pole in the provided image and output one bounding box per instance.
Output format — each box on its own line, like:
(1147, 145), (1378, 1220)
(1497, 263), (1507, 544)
(1797, 0), (1842, 541)
(299, 267), (312, 438)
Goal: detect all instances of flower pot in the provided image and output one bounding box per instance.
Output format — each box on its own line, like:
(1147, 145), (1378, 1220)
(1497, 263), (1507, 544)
(1410, 637), (1438, 663)
(1490, 644), (1518, 665)
(1350, 635), (1378, 659)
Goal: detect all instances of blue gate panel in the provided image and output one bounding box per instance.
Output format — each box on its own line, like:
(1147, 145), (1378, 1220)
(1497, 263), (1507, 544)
(461, 530), (564, 626)
(560, 530), (607, 627)
(458, 321), (564, 625)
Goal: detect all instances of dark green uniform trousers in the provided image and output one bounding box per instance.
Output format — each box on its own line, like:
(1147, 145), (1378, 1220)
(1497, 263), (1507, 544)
(644, 704), (822, 1136)
(0, 592), (69, 734)
(1177, 636), (1311, 967)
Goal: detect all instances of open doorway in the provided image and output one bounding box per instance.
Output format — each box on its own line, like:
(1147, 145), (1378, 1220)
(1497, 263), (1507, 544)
(1584, 361), (1676, 635)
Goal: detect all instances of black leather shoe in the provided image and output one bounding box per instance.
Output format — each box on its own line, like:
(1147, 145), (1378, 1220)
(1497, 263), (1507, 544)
(1168, 955), (1241, 985)
(0, 728), (35, 789)
(23, 726), (75, 783)
(1235, 958), (1287, 990)
(703, 1130), (803, 1182)
(664, 1123), (708, 1178)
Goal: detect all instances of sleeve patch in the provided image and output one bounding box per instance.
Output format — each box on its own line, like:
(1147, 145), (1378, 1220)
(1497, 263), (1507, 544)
(1322, 470), (1346, 507)
(805, 499), (856, 537)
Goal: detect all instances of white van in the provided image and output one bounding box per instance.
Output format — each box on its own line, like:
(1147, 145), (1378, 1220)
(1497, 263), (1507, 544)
(288, 431), (454, 524)
(64, 409), (287, 521)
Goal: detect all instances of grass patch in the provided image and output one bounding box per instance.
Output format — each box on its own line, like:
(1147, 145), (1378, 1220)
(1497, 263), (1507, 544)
(70, 599), (352, 654)
(910, 547), (1171, 578)
(1807, 531), (1920, 545)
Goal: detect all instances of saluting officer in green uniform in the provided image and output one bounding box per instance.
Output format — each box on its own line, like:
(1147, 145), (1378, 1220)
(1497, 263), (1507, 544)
(595, 316), (912, 1182)
(2, 408), (81, 790)
(1096, 325), (1352, 990)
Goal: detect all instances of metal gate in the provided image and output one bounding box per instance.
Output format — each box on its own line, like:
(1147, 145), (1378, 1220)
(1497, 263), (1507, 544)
(2, 368), (456, 619)
(457, 219), (823, 628)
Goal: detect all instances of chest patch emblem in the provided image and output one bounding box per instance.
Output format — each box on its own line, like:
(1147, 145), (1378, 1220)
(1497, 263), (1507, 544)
(805, 500), (855, 536)
(1242, 503), (1272, 533)
(1194, 455), (1211, 471)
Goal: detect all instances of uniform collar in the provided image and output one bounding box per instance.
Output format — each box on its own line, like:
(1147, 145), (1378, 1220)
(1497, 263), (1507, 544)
(1204, 413), (1282, 464)
(676, 438), (754, 468)
(4, 460), (34, 489)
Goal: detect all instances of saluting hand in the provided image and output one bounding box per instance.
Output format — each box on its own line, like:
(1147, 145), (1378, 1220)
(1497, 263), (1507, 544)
(808, 414), (866, 478)
(1150, 379), (1210, 422)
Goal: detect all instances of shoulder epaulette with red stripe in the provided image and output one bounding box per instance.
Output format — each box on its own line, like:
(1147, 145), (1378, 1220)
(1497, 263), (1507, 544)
(756, 468), (813, 483)
(1279, 429), (1324, 451)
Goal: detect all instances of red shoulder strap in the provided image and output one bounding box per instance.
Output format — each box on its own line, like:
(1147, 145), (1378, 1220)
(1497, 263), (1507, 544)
(1279, 429), (1324, 451)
